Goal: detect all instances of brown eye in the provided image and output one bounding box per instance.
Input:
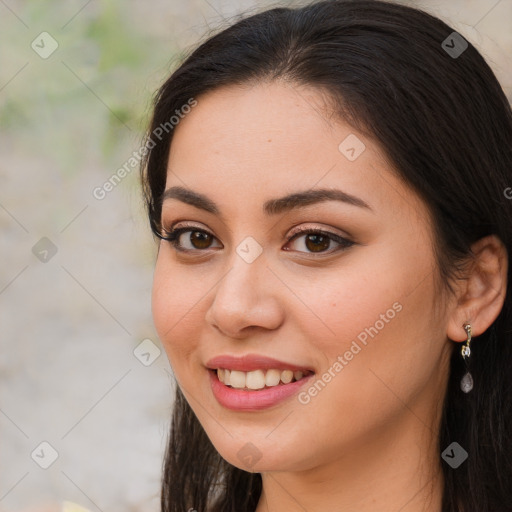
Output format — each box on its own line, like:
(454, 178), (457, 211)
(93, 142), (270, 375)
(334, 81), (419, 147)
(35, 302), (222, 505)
(285, 229), (354, 255)
(188, 231), (214, 249)
(161, 227), (222, 252)
(305, 233), (330, 252)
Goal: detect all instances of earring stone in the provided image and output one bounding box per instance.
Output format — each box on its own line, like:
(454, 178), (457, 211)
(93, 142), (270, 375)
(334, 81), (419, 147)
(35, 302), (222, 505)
(460, 371), (473, 393)
(461, 345), (471, 358)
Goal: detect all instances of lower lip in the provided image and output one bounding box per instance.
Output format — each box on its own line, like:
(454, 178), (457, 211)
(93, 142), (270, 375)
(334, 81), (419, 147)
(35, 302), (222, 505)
(208, 370), (314, 411)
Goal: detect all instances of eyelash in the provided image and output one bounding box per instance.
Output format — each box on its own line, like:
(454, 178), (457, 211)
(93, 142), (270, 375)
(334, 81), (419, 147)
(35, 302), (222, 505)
(158, 225), (354, 256)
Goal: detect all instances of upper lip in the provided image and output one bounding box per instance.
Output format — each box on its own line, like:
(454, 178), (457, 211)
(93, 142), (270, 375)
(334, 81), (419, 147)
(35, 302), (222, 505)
(205, 354), (314, 373)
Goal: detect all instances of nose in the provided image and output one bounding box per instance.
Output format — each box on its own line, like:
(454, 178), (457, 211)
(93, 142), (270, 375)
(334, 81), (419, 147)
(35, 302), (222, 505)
(204, 251), (285, 339)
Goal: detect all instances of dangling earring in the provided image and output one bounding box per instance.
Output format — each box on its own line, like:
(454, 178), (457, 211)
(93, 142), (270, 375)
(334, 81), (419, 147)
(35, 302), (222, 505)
(460, 322), (473, 393)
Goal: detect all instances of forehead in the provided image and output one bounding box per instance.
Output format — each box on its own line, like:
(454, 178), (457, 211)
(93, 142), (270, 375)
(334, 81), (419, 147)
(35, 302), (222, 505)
(170, 81), (340, 160)
(165, 82), (425, 226)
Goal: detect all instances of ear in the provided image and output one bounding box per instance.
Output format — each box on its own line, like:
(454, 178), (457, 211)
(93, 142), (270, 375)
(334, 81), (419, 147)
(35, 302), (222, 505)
(446, 235), (508, 342)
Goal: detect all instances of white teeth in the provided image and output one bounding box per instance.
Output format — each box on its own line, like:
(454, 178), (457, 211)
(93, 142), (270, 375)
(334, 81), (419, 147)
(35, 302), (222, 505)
(265, 369), (281, 387)
(281, 370), (293, 384)
(229, 370), (246, 389)
(246, 370), (266, 390)
(216, 368), (309, 388)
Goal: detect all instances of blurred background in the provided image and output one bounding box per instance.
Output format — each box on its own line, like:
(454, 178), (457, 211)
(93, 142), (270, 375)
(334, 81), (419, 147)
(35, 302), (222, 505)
(0, 1), (510, 511)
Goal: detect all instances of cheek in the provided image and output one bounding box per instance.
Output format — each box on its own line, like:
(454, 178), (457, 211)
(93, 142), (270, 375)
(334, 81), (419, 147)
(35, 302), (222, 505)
(291, 267), (404, 356)
(151, 250), (205, 363)
(323, 281), (404, 351)
(280, 272), (439, 464)
(295, 244), (438, 398)
(334, 239), (432, 341)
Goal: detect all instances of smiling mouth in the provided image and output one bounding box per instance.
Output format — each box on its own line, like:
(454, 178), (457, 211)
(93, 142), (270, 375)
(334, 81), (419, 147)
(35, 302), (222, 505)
(211, 368), (314, 391)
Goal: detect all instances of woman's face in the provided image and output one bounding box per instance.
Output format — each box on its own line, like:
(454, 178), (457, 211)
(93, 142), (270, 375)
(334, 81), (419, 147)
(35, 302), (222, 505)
(152, 81), (453, 473)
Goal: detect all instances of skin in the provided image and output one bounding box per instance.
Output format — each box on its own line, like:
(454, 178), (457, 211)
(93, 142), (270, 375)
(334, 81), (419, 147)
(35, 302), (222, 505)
(152, 81), (507, 512)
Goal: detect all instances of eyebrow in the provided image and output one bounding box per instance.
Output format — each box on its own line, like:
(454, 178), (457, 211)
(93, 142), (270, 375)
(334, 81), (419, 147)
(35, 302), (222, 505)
(161, 186), (372, 216)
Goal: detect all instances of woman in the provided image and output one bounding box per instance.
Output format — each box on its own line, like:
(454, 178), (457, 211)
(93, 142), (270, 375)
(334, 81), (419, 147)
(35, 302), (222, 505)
(140, 1), (512, 510)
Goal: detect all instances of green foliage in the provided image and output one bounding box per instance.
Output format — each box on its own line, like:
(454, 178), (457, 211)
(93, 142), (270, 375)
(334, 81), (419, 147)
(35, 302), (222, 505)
(0, 0), (171, 173)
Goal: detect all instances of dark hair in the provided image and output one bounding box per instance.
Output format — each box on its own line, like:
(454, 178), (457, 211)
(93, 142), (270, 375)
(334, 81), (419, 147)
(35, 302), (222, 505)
(140, 1), (512, 510)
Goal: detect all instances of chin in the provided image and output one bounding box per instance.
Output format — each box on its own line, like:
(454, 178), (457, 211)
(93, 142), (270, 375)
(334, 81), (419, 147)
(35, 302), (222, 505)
(205, 429), (314, 473)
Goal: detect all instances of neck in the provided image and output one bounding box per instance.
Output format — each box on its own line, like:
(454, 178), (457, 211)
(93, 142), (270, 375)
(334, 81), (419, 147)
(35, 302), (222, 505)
(254, 413), (444, 512)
